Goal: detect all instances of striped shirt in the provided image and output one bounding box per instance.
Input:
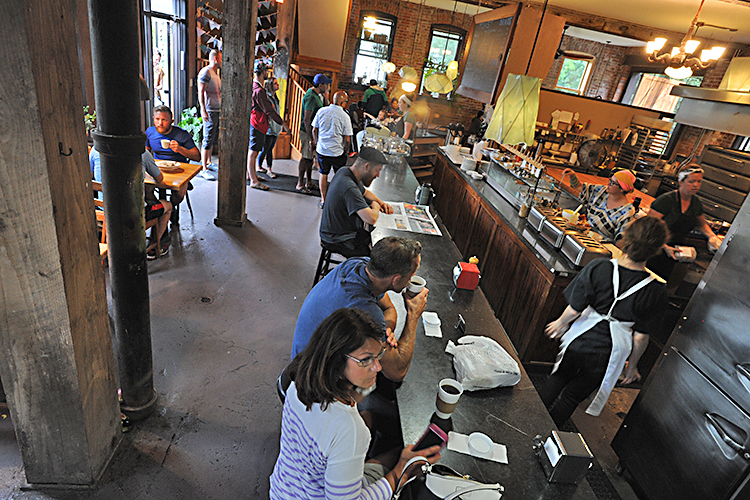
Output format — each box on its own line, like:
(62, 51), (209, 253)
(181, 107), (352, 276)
(270, 383), (392, 500)
(580, 184), (635, 242)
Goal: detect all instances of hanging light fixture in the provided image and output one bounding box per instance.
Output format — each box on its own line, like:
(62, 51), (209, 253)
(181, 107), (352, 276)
(380, 1), (400, 75)
(400, 0), (424, 92)
(645, 0), (728, 79)
(426, 0), (461, 93)
(446, 60), (459, 80)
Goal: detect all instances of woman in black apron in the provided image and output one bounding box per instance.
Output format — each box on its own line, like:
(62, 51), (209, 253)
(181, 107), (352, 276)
(646, 164), (722, 282)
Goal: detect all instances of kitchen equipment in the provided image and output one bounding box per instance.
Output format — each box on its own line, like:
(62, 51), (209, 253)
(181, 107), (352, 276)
(460, 157), (477, 171)
(560, 232), (612, 266)
(533, 431), (593, 484)
(453, 261), (480, 290)
(415, 183), (435, 205)
(445, 122), (465, 147)
(527, 206), (556, 232)
(540, 216), (570, 249)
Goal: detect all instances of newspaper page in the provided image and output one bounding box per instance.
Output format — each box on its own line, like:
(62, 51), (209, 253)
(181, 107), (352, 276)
(374, 202), (442, 236)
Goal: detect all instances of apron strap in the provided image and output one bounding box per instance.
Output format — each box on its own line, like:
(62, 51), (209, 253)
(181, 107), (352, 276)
(605, 259), (655, 320)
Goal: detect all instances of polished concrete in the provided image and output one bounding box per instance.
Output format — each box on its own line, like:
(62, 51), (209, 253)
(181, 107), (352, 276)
(0, 159), (643, 499)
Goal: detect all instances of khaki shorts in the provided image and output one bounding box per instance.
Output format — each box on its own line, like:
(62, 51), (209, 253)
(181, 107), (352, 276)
(300, 130), (314, 160)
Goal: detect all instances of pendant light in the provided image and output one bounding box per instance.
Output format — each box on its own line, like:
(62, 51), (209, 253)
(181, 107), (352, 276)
(381, 1), (400, 75)
(424, 0), (460, 94)
(400, 0), (424, 92)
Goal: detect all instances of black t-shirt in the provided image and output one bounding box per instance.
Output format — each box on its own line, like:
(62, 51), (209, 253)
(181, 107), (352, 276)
(563, 259), (668, 354)
(650, 190), (703, 245)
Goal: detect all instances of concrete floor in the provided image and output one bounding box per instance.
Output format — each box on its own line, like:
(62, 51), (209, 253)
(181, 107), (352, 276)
(0, 159), (644, 499)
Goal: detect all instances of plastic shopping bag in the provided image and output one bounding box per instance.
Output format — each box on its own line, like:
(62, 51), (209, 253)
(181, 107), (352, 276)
(445, 335), (521, 391)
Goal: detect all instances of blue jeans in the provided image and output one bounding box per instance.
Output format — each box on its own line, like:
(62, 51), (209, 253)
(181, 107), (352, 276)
(259, 134), (278, 169)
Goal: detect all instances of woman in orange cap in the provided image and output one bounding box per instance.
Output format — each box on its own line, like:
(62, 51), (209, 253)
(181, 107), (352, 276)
(562, 168), (637, 245)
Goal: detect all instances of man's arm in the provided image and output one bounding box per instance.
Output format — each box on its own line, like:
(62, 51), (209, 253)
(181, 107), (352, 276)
(170, 141), (201, 162)
(197, 79), (208, 120)
(379, 288), (428, 382)
(364, 189), (393, 214)
(312, 126), (320, 145)
(356, 202), (381, 225)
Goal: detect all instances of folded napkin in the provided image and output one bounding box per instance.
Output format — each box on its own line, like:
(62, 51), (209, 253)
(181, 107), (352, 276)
(422, 312), (442, 338)
(447, 431), (508, 464)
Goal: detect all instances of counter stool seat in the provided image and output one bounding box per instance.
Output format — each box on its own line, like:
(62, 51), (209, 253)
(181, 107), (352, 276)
(313, 243), (346, 287)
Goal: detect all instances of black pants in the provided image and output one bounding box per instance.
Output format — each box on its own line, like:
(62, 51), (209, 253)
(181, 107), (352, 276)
(539, 343), (610, 427)
(259, 134), (278, 169)
(324, 228), (372, 258)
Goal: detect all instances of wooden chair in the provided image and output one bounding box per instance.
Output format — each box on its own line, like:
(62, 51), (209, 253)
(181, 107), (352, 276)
(92, 181), (160, 264)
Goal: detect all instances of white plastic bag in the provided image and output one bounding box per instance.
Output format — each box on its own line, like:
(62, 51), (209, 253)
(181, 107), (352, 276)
(445, 335), (521, 391)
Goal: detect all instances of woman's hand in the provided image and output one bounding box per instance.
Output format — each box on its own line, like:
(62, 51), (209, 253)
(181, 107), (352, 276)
(621, 361), (641, 384)
(664, 245), (678, 260)
(545, 318), (569, 340)
(389, 444), (442, 485)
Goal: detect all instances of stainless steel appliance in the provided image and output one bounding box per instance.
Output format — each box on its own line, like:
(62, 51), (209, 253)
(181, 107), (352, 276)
(612, 189), (750, 500)
(560, 232), (611, 266)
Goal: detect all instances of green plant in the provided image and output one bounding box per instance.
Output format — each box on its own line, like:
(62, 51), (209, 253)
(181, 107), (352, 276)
(178, 107), (203, 145)
(83, 106), (97, 134)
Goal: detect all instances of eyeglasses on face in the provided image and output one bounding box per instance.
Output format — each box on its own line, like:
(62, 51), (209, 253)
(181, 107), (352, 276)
(346, 345), (387, 368)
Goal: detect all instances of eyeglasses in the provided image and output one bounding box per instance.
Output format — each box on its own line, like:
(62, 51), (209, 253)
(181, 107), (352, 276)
(346, 345), (387, 368)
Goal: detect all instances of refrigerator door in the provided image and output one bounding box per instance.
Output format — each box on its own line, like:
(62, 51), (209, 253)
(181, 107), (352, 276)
(670, 229), (750, 415)
(612, 348), (750, 500)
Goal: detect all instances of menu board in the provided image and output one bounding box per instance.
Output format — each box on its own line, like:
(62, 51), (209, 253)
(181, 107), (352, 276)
(457, 13), (515, 103)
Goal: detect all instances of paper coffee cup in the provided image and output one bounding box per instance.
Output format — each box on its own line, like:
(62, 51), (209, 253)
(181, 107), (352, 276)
(406, 275), (426, 297)
(161, 139), (171, 149)
(435, 378), (463, 419)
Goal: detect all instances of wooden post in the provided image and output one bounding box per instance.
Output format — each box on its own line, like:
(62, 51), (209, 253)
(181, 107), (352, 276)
(274, 0), (297, 119)
(0, 0), (120, 487)
(215, 0), (257, 227)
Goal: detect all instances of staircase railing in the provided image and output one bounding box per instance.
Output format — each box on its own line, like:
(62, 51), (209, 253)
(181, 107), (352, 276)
(287, 65), (312, 153)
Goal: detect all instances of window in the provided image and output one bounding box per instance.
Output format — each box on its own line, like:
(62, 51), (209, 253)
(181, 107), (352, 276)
(421, 25), (466, 98)
(621, 73), (703, 114)
(353, 12), (396, 85)
(554, 56), (594, 95)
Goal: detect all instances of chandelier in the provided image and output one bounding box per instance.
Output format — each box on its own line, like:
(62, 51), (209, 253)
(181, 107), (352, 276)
(645, 0), (727, 79)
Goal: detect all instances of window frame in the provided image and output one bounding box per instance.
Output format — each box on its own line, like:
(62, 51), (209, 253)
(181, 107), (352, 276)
(420, 24), (467, 99)
(554, 55), (594, 95)
(352, 10), (397, 85)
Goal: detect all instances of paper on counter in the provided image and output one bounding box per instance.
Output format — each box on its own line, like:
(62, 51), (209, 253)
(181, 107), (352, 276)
(422, 312), (442, 338)
(448, 431), (508, 464)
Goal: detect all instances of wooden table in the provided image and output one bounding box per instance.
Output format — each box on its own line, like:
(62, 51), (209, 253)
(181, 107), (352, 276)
(147, 160), (202, 191)
(369, 159), (597, 500)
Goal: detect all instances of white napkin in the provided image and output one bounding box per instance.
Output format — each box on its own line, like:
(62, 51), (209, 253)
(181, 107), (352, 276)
(448, 431), (508, 464)
(422, 312), (442, 338)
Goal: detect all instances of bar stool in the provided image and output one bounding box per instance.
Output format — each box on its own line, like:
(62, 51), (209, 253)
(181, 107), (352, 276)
(312, 243), (345, 287)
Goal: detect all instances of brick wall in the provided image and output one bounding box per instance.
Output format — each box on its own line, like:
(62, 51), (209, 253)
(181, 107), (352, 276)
(542, 35), (629, 100)
(337, 0), (484, 128)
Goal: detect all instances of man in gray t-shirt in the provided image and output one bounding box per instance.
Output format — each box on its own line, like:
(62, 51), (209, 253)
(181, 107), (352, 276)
(197, 49), (221, 180)
(319, 147), (393, 257)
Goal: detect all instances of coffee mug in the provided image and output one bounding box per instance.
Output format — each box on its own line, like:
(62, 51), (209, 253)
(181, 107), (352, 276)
(406, 275), (426, 298)
(161, 139), (171, 149)
(435, 378), (463, 419)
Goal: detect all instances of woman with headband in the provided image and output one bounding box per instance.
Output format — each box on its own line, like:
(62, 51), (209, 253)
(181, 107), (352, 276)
(562, 168), (638, 246)
(394, 94), (416, 141)
(646, 163), (722, 281)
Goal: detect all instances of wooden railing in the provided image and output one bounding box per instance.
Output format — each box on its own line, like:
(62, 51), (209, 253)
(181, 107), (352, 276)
(287, 65), (312, 153)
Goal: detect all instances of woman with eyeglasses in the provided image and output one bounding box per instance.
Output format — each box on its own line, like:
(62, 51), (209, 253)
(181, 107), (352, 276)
(646, 163), (722, 281)
(270, 308), (440, 499)
(562, 169), (637, 246)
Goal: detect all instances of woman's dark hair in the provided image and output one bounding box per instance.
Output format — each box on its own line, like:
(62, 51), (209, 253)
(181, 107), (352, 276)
(289, 308), (382, 411)
(367, 236), (421, 279)
(264, 77), (277, 95)
(621, 216), (669, 263)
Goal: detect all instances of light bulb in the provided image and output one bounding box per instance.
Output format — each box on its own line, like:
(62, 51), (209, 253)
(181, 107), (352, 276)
(401, 81), (417, 92)
(671, 47), (681, 57)
(646, 41), (656, 53)
(700, 50), (712, 62)
(654, 38), (667, 51)
(684, 40), (700, 54)
(711, 46), (726, 60)
(363, 17), (377, 30)
(381, 61), (396, 73)
(665, 66), (693, 80)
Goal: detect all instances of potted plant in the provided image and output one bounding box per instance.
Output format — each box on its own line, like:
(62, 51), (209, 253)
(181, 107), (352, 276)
(83, 105), (97, 142)
(178, 107), (203, 146)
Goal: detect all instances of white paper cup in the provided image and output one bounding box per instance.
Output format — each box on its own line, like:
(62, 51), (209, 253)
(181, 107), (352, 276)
(435, 378), (463, 419)
(160, 139), (171, 149)
(406, 275), (426, 297)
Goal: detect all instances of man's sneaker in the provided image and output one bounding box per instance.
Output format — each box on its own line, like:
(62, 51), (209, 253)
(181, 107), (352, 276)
(147, 244), (169, 260)
(207, 162), (218, 172)
(198, 170), (216, 181)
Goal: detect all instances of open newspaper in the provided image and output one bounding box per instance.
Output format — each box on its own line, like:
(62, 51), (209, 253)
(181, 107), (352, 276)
(374, 202), (442, 236)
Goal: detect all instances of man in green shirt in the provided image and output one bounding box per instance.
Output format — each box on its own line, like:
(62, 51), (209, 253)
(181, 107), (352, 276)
(362, 79), (388, 119)
(297, 73), (331, 193)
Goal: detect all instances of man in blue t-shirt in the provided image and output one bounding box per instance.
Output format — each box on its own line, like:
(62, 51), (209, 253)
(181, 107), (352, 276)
(145, 105), (200, 207)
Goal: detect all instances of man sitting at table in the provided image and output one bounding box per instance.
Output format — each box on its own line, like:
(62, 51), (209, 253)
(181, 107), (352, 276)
(319, 146), (393, 258)
(90, 148), (173, 259)
(145, 105), (199, 208)
(285, 236), (428, 455)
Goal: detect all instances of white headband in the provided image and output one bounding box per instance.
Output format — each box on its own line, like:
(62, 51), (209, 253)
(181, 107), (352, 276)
(678, 166), (703, 182)
(399, 95), (412, 107)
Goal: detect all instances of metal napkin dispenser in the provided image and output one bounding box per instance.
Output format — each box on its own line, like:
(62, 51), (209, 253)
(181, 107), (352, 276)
(528, 206), (556, 232)
(533, 431), (593, 484)
(561, 232), (612, 267)
(540, 216), (569, 249)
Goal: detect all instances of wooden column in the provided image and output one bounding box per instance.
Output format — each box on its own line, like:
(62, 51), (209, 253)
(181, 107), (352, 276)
(0, 0), (120, 487)
(215, 0), (257, 227)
